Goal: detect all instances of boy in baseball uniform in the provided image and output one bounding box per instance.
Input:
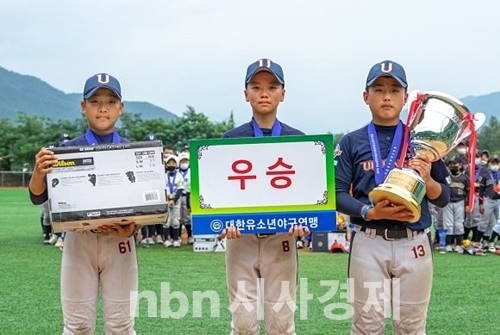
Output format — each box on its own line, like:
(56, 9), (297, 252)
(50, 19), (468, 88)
(163, 154), (185, 247)
(335, 60), (450, 335)
(178, 152), (193, 244)
(464, 152), (487, 242)
(221, 58), (308, 335)
(443, 158), (469, 252)
(29, 73), (138, 334)
(477, 156), (500, 250)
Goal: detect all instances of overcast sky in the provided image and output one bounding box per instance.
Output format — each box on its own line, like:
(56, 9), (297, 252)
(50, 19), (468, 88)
(1, 0), (499, 134)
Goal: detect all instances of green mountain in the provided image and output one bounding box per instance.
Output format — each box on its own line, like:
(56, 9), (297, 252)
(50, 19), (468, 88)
(461, 92), (500, 121)
(0, 65), (497, 125)
(0, 66), (177, 121)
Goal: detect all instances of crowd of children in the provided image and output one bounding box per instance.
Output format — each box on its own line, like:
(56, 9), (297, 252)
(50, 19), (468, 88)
(432, 144), (500, 255)
(136, 144), (193, 249)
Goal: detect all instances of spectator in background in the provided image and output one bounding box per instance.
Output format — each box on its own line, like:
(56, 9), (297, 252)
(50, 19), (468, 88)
(464, 152), (487, 242)
(429, 202), (444, 249)
(154, 144), (178, 244)
(477, 156), (500, 250)
(41, 201), (53, 244)
(163, 145), (176, 156)
(443, 159), (469, 252)
(178, 152), (193, 244)
(480, 150), (490, 166)
(454, 141), (468, 171)
(163, 154), (185, 247)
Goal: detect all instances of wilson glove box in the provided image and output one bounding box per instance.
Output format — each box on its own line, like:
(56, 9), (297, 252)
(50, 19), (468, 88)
(48, 141), (168, 232)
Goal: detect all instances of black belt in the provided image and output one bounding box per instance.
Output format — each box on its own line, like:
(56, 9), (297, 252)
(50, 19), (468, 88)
(359, 226), (425, 241)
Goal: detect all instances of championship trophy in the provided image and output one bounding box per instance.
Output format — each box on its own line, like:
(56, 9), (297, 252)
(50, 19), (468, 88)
(368, 91), (486, 222)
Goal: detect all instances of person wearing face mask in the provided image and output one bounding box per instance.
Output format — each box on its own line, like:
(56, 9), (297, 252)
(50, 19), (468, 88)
(177, 152), (193, 244)
(163, 155), (185, 247)
(464, 153), (488, 242)
(454, 142), (468, 172)
(442, 159), (470, 252)
(480, 150), (490, 166)
(477, 156), (500, 251)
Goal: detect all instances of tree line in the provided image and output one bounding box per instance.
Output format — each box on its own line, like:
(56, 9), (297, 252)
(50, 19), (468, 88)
(0, 106), (234, 171)
(0, 108), (498, 171)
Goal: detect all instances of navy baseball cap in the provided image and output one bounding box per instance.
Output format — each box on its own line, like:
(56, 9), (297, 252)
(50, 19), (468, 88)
(245, 58), (284, 85)
(83, 73), (122, 100)
(366, 60), (407, 88)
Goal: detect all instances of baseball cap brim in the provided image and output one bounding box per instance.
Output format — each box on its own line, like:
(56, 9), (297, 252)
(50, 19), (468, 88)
(366, 74), (407, 88)
(84, 86), (122, 100)
(246, 67), (284, 85)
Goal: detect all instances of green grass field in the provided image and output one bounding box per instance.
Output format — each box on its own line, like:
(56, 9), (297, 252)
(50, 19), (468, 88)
(0, 189), (498, 334)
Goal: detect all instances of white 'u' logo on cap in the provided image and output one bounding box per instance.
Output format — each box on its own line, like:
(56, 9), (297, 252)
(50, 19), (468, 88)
(259, 58), (271, 68)
(96, 74), (110, 84)
(380, 62), (393, 73)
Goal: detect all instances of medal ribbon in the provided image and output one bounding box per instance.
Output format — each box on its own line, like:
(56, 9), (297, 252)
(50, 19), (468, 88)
(368, 121), (403, 185)
(251, 118), (282, 137)
(167, 172), (177, 194)
(84, 129), (121, 145)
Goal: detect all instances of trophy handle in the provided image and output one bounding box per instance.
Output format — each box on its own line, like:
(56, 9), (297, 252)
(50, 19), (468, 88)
(452, 111), (485, 154)
(473, 112), (486, 131)
(396, 91), (425, 168)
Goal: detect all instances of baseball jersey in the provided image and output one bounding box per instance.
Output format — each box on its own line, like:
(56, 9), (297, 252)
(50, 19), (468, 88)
(223, 119), (305, 138)
(448, 172), (469, 202)
(178, 168), (191, 193)
(335, 122), (451, 231)
(479, 169), (500, 200)
(165, 170), (184, 199)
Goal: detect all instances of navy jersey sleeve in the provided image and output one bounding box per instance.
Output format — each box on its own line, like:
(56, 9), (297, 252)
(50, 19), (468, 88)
(335, 134), (365, 217)
(463, 173), (470, 201)
(428, 159), (450, 208)
(30, 189), (48, 205)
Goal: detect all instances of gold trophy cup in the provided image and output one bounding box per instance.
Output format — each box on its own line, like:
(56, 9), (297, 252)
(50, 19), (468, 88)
(368, 91), (485, 223)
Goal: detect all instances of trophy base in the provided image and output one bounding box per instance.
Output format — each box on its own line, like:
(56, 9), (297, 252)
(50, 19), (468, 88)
(369, 185), (421, 223)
